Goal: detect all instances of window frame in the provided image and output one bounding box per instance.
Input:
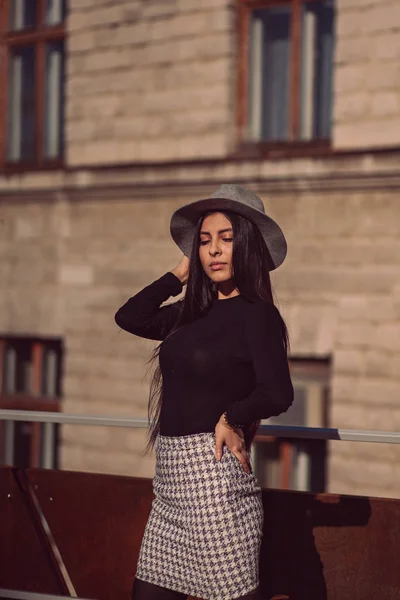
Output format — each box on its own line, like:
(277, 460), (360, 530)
(254, 358), (330, 492)
(236, 0), (334, 159)
(0, 336), (62, 469)
(0, 0), (66, 173)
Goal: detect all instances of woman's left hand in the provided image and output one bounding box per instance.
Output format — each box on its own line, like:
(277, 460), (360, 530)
(215, 416), (252, 474)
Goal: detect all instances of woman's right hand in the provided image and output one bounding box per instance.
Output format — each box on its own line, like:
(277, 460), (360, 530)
(170, 255), (190, 285)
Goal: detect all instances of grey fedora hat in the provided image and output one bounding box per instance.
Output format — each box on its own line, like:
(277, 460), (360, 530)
(170, 183), (287, 271)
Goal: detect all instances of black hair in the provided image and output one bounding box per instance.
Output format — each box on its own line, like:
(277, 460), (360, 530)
(141, 210), (289, 456)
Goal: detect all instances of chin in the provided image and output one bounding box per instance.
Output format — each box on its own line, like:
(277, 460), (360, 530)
(208, 271), (233, 284)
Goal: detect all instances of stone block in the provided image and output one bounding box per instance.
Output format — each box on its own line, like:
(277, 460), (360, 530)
(111, 22), (151, 47)
(83, 49), (133, 72)
(61, 424), (111, 448)
(334, 92), (370, 122)
(59, 265), (94, 286)
(364, 349), (395, 378)
(331, 374), (359, 403)
(356, 376), (400, 407)
(69, 30), (96, 52)
(373, 33), (400, 60)
(335, 37), (371, 65)
(142, 0), (177, 20)
(376, 323), (400, 352)
(361, 4), (400, 33)
(370, 92), (400, 117)
(365, 63), (400, 91)
(330, 400), (395, 431)
(69, 5), (126, 32)
(337, 295), (398, 323)
(149, 12), (207, 41)
(336, 321), (377, 348)
(177, 0), (229, 11)
(336, 10), (363, 38)
(334, 349), (365, 375)
(335, 64), (367, 94)
(176, 33), (231, 61)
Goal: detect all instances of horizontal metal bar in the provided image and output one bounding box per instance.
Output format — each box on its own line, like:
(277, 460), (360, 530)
(257, 424), (400, 445)
(0, 409), (148, 428)
(0, 590), (93, 600)
(0, 409), (400, 445)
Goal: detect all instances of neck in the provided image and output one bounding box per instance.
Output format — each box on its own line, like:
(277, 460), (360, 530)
(217, 281), (240, 300)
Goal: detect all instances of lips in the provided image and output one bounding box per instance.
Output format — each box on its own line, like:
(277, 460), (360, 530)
(210, 263), (226, 271)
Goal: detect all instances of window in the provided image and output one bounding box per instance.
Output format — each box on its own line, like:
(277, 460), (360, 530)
(254, 359), (330, 492)
(0, 0), (66, 171)
(0, 336), (63, 469)
(237, 0), (335, 151)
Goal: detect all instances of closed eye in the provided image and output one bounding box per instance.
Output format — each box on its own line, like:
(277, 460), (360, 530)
(200, 238), (233, 245)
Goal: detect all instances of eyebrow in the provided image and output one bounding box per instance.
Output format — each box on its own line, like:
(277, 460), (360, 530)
(200, 228), (233, 236)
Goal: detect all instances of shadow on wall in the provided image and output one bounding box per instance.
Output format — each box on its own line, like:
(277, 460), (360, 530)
(260, 490), (372, 600)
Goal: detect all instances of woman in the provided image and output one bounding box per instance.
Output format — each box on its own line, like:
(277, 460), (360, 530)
(115, 184), (294, 600)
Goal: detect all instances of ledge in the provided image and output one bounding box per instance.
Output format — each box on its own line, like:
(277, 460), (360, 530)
(1, 146), (400, 200)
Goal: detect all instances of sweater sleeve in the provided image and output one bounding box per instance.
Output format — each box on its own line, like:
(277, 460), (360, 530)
(225, 301), (294, 426)
(114, 272), (183, 341)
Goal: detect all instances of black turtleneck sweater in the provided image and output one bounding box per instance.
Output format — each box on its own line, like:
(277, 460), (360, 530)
(114, 272), (293, 436)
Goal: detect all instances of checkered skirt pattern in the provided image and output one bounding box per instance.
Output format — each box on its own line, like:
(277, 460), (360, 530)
(135, 432), (264, 600)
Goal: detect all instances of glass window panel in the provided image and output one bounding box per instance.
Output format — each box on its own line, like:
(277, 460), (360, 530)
(267, 385), (307, 426)
(7, 46), (36, 162)
(300, 0), (335, 139)
(46, 0), (67, 25)
(9, 0), (37, 31)
(42, 345), (61, 396)
(44, 41), (65, 159)
(4, 346), (17, 394)
(248, 8), (291, 141)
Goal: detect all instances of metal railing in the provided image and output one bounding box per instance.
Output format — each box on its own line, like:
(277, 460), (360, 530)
(1, 408), (400, 444)
(2, 409), (400, 480)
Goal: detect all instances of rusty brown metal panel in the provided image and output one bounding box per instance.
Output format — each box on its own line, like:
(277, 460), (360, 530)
(20, 470), (400, 600)
(0, 467), (64, 594)
(261, 489), (400, 600)
(26, 469), (154, 600)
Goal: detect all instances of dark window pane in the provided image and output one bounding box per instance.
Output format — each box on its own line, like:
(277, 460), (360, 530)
(248, 7), (291, 141)
(269, 385), (307, 426)
(4, 341), (32, 394)
(42, 342), (62, 396)
(13, 421), (33, 468)
(300, 0), (335, 139)
(7, 46), (36, 162)
(44, 41), (65, 159)
(46, 0), (67, 25)
(9, 0), (37, 31)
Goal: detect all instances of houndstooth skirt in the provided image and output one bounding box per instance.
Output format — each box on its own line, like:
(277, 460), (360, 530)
(135, 432), (264, 600)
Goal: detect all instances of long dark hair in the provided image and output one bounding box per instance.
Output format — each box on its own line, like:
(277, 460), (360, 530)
(141, 210), (289, 456)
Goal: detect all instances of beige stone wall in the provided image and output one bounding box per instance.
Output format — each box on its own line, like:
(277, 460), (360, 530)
(66, 0), (400, 167)
(67, 0), (235, 165)
(334, 0), (400, 148)
(1, 154), (400, 497)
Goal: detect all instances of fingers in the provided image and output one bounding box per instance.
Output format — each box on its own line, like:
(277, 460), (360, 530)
(215, 438), (223, 460)
(214, 438), (252, 473)
(232, 450), (252, 474)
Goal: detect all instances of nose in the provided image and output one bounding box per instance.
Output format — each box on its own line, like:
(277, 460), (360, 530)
(209, 237), (222, 257)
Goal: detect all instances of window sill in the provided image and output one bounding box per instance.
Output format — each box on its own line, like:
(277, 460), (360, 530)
(0, 395), (60, 411)
(0, 158), (64, 176)
(232, 139), (332, 161)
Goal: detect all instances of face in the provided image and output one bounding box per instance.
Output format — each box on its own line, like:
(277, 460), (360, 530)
(199, 212), (234, 284)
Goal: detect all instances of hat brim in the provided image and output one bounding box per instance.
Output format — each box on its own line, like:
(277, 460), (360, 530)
(170, 196), (287, 271)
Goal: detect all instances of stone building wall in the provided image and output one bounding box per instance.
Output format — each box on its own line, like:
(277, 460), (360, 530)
(334, 0), (400, 148)
(67, 0), (235, 165)
(1, 0), (400, 495)
(1, 152), (400, 497)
